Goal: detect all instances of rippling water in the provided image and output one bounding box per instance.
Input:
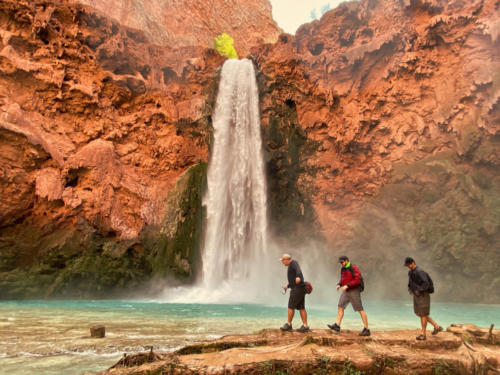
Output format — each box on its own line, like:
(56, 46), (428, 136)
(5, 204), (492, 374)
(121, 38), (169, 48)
(0, 300), (498, 375)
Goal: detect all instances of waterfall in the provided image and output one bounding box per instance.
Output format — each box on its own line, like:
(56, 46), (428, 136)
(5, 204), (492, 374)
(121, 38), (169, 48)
(159, 59), (335, 305)
(160, 58), (273, 303)
(202, 58), (268, 288)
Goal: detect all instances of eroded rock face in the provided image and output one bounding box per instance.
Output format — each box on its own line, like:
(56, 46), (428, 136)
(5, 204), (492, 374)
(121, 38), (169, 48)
(72, 0), (282, 57)
(0, 0), (228, 297)
(0, 0), (498, 302)
(253, 0), (500, 302)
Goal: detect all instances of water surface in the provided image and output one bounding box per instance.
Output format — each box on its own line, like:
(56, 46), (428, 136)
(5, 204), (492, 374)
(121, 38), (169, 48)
(0, 300), (498, 375)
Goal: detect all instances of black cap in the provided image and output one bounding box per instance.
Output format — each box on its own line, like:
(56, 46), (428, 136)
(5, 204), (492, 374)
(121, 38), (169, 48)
(404, 257), (414, 266)
(338, 255), (349, 263)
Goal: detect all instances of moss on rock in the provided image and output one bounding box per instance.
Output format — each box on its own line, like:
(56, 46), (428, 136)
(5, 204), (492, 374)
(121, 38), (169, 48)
(0, 162), (208, 299)
(145, 162), (206, 281)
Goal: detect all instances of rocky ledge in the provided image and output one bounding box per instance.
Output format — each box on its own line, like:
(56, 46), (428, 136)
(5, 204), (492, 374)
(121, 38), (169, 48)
(97, 324), (499, 374)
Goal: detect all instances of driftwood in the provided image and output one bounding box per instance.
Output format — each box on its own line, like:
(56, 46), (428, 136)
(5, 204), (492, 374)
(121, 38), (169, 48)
(448, 323), (498, 346)
(90, 325), (105, 338)
(489, 324), (496, 345)
(110, 346), (173, 368)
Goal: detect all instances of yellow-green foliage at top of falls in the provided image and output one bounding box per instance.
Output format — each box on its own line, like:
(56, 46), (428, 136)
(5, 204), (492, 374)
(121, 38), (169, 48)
(214, 33), (238, 59)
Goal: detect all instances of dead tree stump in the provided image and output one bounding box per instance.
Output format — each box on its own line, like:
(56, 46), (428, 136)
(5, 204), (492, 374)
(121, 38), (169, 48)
(90, 325), (105, 338)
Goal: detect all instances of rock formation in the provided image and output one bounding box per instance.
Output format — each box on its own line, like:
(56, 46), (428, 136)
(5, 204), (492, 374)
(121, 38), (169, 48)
(253, 0), (500, 302)
(0, 0), (279, 298)
(72, 0), (282, 57)
(0, 0), (498, 302)
(97, 326), (500, 374)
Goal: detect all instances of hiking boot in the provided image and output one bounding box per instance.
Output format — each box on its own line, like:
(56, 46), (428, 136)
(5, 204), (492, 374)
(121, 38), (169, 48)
(327, 323), (340, 332)
(296, 325), (310, 333)
(432, 326), (443, 335)
(280, 322), (292, 331)
(416, 334), (426, 340)
(359, 328), (371, 336)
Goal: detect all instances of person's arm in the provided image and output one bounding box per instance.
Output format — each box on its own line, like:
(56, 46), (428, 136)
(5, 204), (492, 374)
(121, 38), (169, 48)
(337, 269), (343, 291)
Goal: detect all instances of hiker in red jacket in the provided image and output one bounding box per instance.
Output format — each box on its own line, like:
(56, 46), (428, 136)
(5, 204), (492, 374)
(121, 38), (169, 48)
(328, 255), (370, 336)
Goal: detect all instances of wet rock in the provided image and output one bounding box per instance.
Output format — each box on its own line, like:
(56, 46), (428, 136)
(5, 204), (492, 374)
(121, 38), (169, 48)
(98, 326), (500, 374)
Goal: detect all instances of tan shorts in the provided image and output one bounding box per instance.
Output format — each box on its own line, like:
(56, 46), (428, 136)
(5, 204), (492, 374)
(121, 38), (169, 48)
(338, 288), (363, 311)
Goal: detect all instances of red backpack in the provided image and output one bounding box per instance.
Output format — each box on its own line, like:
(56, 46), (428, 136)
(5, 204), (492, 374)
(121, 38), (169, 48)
(305, 281), (313, 294)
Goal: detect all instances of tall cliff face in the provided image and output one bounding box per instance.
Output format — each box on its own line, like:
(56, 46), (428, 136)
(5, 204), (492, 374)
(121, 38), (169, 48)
(254, 0), (500, 302)
(0, 0), (279, 298)
(72, 0), (282, 57)
(0, 0), (498, 302)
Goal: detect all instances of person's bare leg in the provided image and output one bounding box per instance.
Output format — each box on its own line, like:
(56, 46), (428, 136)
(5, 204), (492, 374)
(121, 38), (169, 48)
(299, 309), (308, 326)
(427, 316), (439, 329)
(336, 306), (344, 325)
(359, 310), (368, 328)
(287, 308), (294, 324)
(420, 315), (428, 336)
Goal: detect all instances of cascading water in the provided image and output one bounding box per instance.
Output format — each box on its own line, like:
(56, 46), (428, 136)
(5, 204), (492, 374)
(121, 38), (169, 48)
(202, 58), (269, 288)
(162, 58), (277, 303)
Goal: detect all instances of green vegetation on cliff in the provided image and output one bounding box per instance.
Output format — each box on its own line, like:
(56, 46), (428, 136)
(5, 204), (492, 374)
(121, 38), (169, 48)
(0, 163), (207, 299)
(256, 71), (322, 241)
(213, 33), (238, 59)
(146, 162), (206, 280)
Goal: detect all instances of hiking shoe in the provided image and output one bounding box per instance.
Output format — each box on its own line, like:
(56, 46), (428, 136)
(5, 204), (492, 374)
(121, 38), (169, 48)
(327, 323), (340, 332)
(359, 328), (371, 336)
(296, 325), (310, 333)
(432, 326), (443, 335)
(280, 323), (292, 331)
(416, 334), (426, 340)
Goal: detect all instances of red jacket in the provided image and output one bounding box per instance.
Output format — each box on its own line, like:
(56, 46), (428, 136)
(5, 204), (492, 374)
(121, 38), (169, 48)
(338, 264), (361, 290)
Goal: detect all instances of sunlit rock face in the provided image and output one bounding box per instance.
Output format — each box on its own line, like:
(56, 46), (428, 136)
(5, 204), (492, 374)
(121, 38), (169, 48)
(1, 0), (499, 303)
(254, 0), (500, 302)
(0, 0), (254, 297)
(73, 0), (281, 56)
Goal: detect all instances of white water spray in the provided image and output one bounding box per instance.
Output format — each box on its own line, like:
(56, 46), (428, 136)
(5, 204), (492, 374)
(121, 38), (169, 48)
(202, 58), (269, 287)
(161, 59), (278, 303)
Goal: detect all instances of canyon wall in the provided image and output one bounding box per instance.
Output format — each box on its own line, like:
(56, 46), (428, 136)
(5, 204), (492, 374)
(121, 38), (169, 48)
(0, 0), (498, 302)
(72, 0), (282, 57)
(0, 0), (280, 298)
(254, 0), (500, 301)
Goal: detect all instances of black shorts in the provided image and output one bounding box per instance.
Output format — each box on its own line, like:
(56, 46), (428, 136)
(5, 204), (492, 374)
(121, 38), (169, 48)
(413, 293), (430, 317)
(288, 286), (306, 310)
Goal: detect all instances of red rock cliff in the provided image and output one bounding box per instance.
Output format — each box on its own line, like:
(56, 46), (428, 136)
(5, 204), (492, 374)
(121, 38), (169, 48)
(253, 0), (499, 301)
(0, 0), (499, 302)
(0, 0), (279, 298)
(71, 0), (281, 56)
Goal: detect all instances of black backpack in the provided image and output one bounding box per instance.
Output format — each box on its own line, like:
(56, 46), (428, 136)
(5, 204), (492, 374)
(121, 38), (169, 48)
(348, 265), (365, 292)
(427, 272), (434, 294)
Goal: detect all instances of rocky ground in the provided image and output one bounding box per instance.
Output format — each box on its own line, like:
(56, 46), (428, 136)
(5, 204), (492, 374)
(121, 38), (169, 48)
(95, 324), (500, 374)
